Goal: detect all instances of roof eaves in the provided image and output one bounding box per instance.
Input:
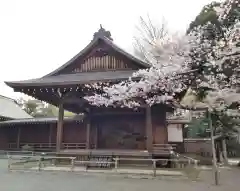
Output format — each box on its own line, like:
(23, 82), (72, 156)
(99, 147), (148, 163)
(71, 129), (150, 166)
(0, 116), (85, 126)
(5, 70), (137, 87)
(4, 77), (129, 87)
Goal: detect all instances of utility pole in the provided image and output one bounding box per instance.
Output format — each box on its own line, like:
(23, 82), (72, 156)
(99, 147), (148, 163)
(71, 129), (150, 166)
(208, 110), (219, 185)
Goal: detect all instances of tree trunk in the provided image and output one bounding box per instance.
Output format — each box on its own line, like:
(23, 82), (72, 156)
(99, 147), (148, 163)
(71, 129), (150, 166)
(216, 142), (221, 163)
(208, 110), (219, 185)
(222, 139), (228, 165)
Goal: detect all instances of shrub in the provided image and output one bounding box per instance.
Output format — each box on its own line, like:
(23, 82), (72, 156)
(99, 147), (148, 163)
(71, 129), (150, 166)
(22, 144), (33, 151)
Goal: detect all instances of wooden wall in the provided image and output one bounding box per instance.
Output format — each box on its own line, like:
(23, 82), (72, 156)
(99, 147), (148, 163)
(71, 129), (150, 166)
(20, 124), (49, 143)
(58, 40), (141, 75)
(73, 55), (130, 73)
(152, 122), (167, 144)
(0, 104), (169, 150)
(152, 106), (168, 144)
(0, 122), (87, 149)
(62, 123), (86, 143)
(49, 124), (56, 144)
(0, 128), (8, 149)
(6, 127), (18, 143)
(92, 114), (146, 150)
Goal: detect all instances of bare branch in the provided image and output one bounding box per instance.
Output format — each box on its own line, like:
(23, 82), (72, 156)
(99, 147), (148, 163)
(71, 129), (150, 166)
(133, 15), (169, 63)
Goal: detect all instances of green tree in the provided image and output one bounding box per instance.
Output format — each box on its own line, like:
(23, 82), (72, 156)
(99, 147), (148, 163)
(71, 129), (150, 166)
(186, 0), (240, 133)
(18, 98), (45, 117)
(17, 98), (75, 117)
(187, 2), (221, 33)
(187, 0), (240, 33)
(187, 0), (240, 77)
(185, 117), (210, 138)
(211, 111), (240, 139)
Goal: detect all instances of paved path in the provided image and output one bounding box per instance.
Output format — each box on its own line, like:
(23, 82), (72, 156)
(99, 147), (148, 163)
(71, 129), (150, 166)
(1, 159), (240, 191)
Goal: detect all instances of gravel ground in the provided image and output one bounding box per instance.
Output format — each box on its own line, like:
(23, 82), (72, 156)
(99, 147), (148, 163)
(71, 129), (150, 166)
(0, 159), (240, 191)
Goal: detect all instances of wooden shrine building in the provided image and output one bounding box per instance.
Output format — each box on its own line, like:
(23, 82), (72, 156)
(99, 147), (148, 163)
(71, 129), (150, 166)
(3, 26), (180, 158)
(0, 95), (32, 150)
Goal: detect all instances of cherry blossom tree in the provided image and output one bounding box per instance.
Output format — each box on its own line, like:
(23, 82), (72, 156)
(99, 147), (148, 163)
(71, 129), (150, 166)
(133, 16), (169, 62)
(182, 0), (240, 110)
(84, 2), (239, 180)
(84, 33), (198, 108)
(180, 0), (240, 169)
(84, 0), (240, 112)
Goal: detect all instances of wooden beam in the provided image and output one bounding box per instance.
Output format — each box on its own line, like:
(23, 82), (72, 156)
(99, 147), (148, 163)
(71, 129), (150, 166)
(56, 101), (64, 152)
(17, 127), (21, 149)
(63, 96), (87, 105)
(146, 106), (153, 152)
(91, 111), (145, 116)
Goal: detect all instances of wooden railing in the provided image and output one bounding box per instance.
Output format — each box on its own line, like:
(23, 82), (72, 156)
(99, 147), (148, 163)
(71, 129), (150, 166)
(62, 143), (86, 149)
(19, 143), (56, 150)
(5, 150), (35, 156)
(9, 143), (17, 149)
(8, 142), (87, 151)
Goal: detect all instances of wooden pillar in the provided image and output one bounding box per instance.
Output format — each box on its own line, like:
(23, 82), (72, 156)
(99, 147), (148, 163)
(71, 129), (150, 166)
(86, 119), (91, 149)
(94, 126), (98, 149)
(17, 126), (21, 149)
(146, 106), (153, 152)
(56, 101), (64, 152)
(49, 124), (52, 147)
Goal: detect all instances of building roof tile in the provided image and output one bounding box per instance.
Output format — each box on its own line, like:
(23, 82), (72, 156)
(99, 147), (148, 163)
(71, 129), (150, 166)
(0, 95), (32, 119)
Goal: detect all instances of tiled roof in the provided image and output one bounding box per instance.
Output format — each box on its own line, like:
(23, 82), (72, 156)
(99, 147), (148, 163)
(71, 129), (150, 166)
(44, 35), (149, 77)
(0, 115), (84, 126)
(0, 95), (32, 119)
(5, 70), (136, 87)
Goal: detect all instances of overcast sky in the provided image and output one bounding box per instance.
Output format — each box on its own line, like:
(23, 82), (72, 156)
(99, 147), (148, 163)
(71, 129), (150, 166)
(0, 0), (212, 99)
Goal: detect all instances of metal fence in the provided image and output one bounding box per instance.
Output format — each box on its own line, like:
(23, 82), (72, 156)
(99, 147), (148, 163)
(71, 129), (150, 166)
(7, 154), (200, 179)
(8, 155), (75, 171)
